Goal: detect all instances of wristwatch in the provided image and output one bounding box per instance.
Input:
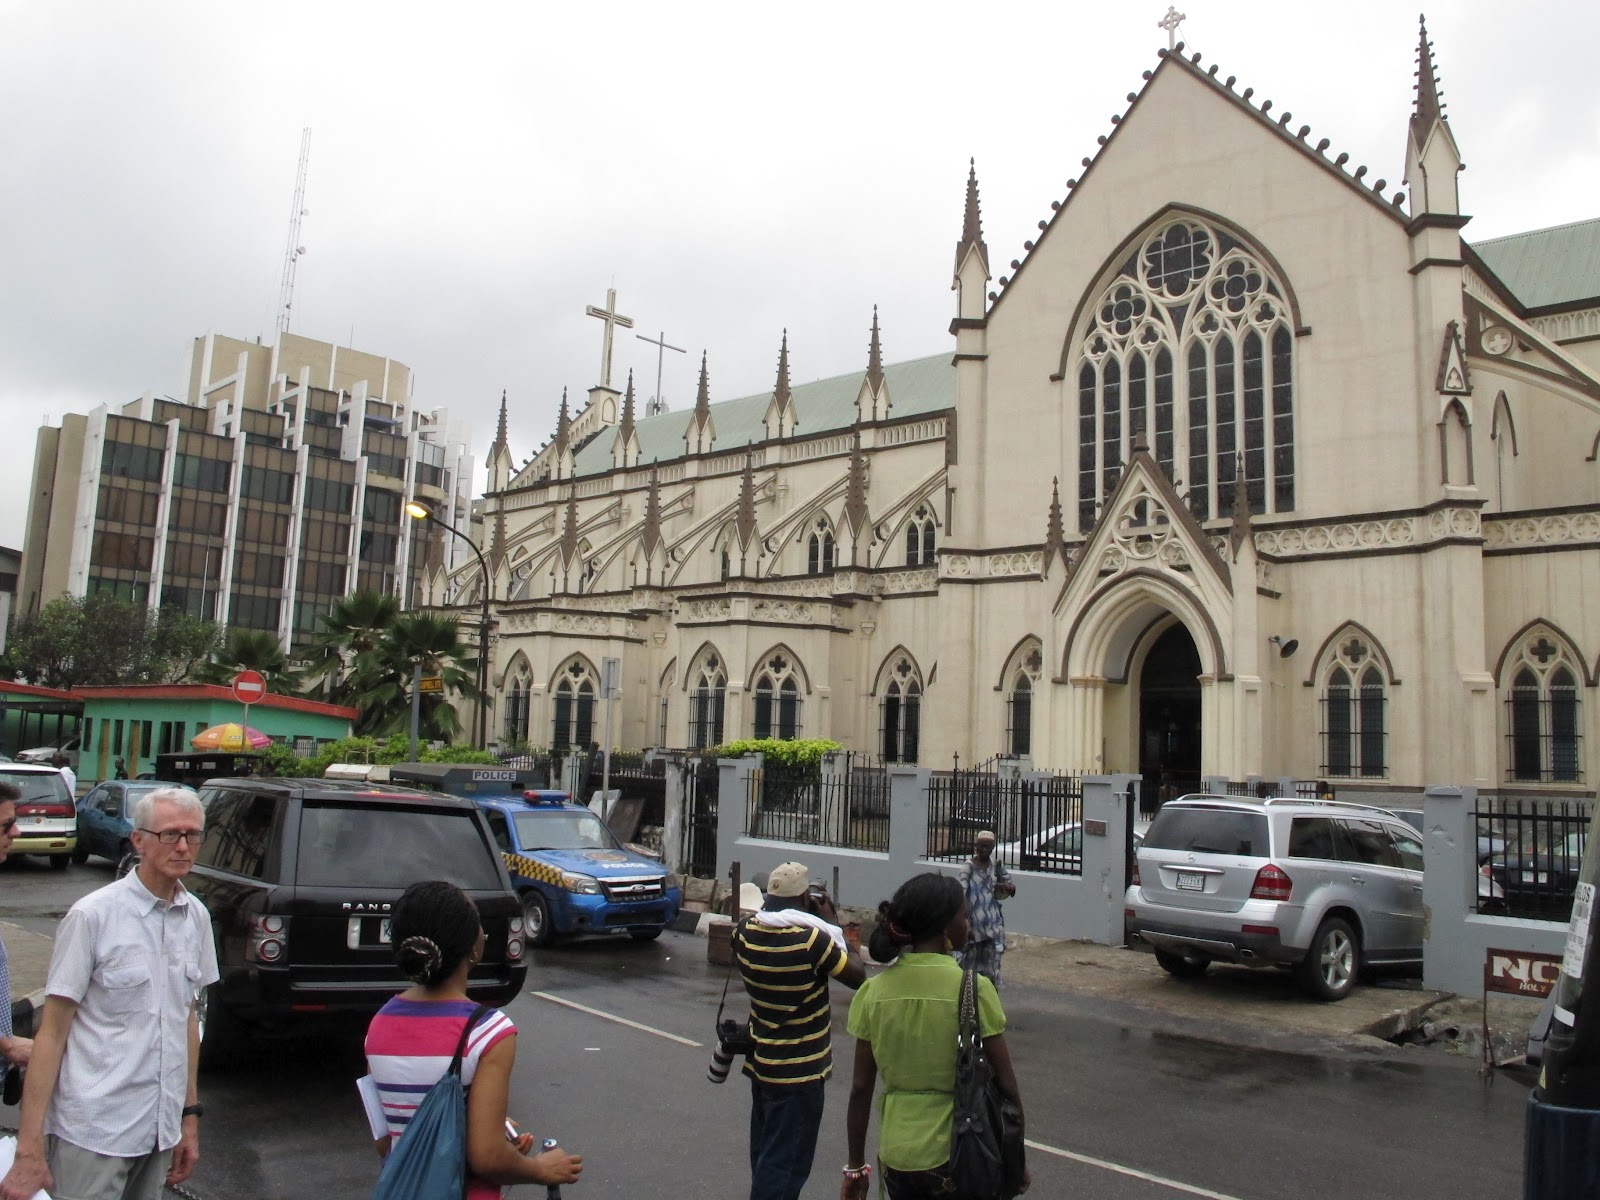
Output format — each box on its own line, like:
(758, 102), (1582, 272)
(182, 1104), (204, 1119)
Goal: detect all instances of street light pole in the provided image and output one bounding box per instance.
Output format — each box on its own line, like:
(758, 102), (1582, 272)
(404, 500), (492, 750)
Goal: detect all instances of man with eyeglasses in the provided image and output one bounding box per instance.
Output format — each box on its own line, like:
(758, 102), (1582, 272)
(1, 786), (219, 1200)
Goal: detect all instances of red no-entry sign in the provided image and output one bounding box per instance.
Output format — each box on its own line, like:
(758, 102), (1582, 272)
(232, 670), (267, 706)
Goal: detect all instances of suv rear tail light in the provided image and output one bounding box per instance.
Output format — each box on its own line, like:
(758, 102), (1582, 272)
(1131, 859), (1141, 886)
(506, 914), (525, 962)
(247, 914), (289, 963)
(1249, 864), (1293, 902)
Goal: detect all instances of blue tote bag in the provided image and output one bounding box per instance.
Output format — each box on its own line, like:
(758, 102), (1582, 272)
(373, 1003), (493, 1200)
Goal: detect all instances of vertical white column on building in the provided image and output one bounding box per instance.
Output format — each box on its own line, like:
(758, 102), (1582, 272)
(347, 458), (368, 598)
(145, 419), (182, 612)
(215, 426), (247, 627)
(278, 444), (310, 648)
(68, 408), (109, 599)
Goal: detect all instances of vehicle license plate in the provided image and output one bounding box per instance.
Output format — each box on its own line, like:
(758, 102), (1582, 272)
(1175, 871), (1205, 891)
(1522, 870), (1547, 885)
(347, 917), (393, 948)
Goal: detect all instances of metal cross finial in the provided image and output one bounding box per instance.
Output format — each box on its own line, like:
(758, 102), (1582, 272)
(585, 288), (635, 390)
(1158, 5), (1186, 49)
(636, 329), (686, 417)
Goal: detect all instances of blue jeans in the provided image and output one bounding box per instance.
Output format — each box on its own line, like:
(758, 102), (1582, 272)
(748, 1076), (827, 1200)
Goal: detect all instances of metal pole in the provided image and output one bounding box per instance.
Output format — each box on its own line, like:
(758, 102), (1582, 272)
(409, 663), (421, 760)
(600, 657), (619, 815)
(478, 580), (490, 751)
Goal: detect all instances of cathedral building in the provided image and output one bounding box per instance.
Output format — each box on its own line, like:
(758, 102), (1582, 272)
(436, 21), (1600, 801)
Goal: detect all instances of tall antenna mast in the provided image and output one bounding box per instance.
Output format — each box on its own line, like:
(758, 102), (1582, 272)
(276, 127), (311, 335)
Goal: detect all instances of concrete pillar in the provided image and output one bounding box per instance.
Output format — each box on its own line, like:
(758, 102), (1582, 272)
(1078, 774), (1137, 945)
(1421, 784), (1475, 991)
(661, 752), (686, 875)
(716, 755), (761, 885)
(886, 766), (931, 868)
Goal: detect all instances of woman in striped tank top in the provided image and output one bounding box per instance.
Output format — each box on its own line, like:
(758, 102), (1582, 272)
(364, 881), (583, 1197)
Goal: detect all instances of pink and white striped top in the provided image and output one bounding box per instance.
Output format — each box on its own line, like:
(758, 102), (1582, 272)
(365, 997), (518, 1200)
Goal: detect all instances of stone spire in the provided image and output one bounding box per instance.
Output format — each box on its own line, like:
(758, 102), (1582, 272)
(554, 388), (571, 457)
(640, 465), (664, 563)
(734, 449), (759, 557)
(843, 431), (870, 547)
(684, 351), (716, 456)
(856, 307), (891, 423)
(487, 388), (514, 492)
(1228, 456), (1253, 558)
(559, 487), (580, 574)
(1404, 14), (1463, 216)
(493, 388), (509, 453)
(612, 371), (640, 468)
(1043, 477), (1068, 577)
(952, 160), (991, 322)
(764, 331), (797, 440)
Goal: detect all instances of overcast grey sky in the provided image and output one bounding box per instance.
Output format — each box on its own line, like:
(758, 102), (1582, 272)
(3, 1), (1596, 551)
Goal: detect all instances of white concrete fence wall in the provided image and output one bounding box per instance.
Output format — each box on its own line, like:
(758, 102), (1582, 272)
(713, 758), (1139, 945)
(1422, 785), (1570, 995)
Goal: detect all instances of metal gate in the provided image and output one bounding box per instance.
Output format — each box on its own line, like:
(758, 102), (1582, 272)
(681, 757), (720, 879)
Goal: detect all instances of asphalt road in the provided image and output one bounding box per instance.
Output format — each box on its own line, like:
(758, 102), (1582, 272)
(2, 857), (1531, 1199)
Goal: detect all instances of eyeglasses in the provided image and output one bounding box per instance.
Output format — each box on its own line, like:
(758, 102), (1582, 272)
(0, 818), (16, 835)
(137, 828), (206, 846)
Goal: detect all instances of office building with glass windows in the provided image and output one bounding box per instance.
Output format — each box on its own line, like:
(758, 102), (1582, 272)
(19, 331), (475, 648)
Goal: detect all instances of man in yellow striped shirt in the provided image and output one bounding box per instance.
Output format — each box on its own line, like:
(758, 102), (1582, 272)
(733, 861), (866, 1200)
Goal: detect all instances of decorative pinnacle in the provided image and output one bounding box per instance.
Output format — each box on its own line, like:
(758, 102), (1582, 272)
(954, 158), (989, 278)
(694, 351), (711, 420)
(1411, 13), (1446, 142)
(866, 307), (885, 393)
(555, 387), (570, 454)
(493, 388), (508, 451)
(620, 371), (636, 437)
(773, 330), (792, 410)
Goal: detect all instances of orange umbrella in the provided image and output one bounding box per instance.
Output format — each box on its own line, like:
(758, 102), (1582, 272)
(191, 723), (273, 751)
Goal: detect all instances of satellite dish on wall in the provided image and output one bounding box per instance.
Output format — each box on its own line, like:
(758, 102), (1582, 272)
(1268, 635), (1299, 659)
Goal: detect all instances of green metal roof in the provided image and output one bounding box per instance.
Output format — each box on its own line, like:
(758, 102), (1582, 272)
(572, 352), (954, 476)
(1471, 217), (1600, 310)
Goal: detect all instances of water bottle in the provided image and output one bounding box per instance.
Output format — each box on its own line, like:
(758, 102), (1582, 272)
(542, 1138), (561, 1199)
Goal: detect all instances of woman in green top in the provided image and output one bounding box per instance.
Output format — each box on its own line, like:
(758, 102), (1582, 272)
(842, 873), (1029, 1199)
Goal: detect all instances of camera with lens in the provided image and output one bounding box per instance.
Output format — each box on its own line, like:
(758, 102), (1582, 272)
(707, 1017), (754, 1085)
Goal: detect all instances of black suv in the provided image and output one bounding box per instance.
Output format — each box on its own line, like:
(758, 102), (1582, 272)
(188, 777), (527, 1067)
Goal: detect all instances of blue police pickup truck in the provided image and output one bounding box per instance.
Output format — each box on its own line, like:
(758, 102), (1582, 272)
(476, 791), (683, 946)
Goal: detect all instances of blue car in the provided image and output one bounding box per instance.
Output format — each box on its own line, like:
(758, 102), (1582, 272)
(476, 792), (682, 946)
(73, 780), (166, 871)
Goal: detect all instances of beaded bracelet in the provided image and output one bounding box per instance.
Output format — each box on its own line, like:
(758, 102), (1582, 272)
(842, 1164), (873, 1181)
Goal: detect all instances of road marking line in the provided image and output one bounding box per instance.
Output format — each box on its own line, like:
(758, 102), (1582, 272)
(1025, 1139), (1245, 1200)
(531, 990), (704, 1048)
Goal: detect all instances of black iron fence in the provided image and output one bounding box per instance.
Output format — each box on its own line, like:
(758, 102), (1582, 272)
(497, 750), (556, 789)
(681, 757), (720, 878)
(1476, 793), (1594, 921)
(925, 770), (1084, 875)
(745, 761), (890, 852)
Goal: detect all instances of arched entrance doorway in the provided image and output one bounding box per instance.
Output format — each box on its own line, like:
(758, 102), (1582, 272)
(1138, 623), (1202, 803)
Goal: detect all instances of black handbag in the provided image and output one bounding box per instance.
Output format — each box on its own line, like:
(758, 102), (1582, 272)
(948, 964), (1025, 1200)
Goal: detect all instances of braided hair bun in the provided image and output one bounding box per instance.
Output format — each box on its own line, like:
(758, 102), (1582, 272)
(396, 935), (443, 984)
(389, 881), (482, 987)
(868, 873), (964, 963)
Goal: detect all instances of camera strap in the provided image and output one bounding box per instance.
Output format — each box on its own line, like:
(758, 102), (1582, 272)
(715, 916), (748, 1028)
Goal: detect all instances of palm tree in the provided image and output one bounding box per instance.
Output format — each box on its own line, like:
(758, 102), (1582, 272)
(198, 629), (302, 691)
(302, 590), (401, 698)
(350, 612), (479, 740)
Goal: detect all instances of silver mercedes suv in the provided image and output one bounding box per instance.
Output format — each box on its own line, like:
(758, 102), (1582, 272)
(1123, 795), (1424, 1001)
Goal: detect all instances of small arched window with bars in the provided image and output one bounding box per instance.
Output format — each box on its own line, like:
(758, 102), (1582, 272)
(752, 653), (803, 740)
(904, 505), (937, 567)
(551, 660), (596, 752)
(1504, 633), (1582, 783)
(1320, 651), (1387, 778)
(1003, 643), (1043, 758)
(807, 517), (836, 575)
(879, 657), (922, 763)
(503, 673), (532, 747)
(689, 654), (727, 750)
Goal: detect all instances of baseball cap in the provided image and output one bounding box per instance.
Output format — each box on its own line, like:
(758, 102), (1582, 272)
(975, 830), (996, 844)
(767, 861), (810, 897)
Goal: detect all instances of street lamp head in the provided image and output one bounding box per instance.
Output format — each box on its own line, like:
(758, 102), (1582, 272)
(404, 500), (432, 521)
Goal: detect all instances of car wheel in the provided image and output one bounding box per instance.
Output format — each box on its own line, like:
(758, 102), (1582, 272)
(197, 979), (245, 1072)
(115, 845), (138, 879)
(70, 844), (90, 865)
(1298, 916), (1360, 1002)
(49, 854), (70, 872)
(628, 927), (664, 942)
(523, 891), (555, 947)
(1153, 948), (1211, 978)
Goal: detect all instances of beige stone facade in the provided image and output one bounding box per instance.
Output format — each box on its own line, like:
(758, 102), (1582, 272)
(442, 29), (1600, 800)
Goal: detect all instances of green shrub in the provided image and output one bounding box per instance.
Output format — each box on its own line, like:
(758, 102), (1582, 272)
(710, 737), (842, 769)
(290, 733), (498, 778)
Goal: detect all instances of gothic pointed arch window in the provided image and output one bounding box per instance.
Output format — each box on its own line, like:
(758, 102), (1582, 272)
(904, 505), (937, 567)
(551, 659), (597, 752)
(879, 656), (923, 763)
(1002, 641), (1043, 758)
(1320, 637), (1387, 777)
(1490, 392), (1516, 509)
(1439, 401), (1473, 487)
(1503, 632), (1583, 782)
(503, 664), (532, 747)
(1074, 218), (1295, 531)
(689, 653), (727, 750)
(806, 516), (836, 575)
(752, 653), (803, 740)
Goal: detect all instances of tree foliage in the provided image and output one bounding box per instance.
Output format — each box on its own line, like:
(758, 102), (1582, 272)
(197, 629), (303, 692)
(292, 734), (497, 779)
(2, 595), (223, 688)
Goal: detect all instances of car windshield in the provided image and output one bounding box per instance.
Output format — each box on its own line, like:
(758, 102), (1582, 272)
(1143, 806), (1270, 856)
(0, 771), (71, 804)
(513, 810), (621, 852)
(1512, 828), (1587, 858)
(294, 802), (504, 890)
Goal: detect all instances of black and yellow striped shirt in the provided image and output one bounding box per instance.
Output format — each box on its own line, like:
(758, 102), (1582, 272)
(733, 920), (848, 1085)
